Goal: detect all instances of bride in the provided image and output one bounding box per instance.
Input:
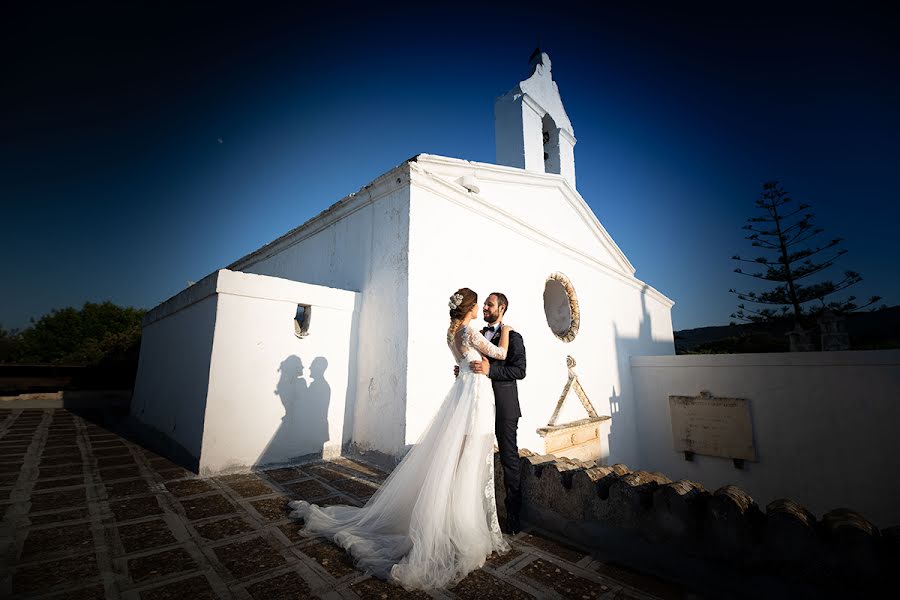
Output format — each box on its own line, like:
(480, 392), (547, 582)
(289, 287), (512, 590)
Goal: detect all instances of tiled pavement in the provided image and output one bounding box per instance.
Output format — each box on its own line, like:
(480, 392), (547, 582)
(1, 409), (683, 599)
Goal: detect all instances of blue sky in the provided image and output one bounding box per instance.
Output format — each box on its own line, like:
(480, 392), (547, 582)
(2, 2), (898, 331)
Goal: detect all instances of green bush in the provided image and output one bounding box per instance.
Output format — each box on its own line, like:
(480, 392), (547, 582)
(2, 302), (145, 366)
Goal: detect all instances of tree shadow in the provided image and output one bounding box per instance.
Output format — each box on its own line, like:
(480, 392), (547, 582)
(255, 354), (331, 467)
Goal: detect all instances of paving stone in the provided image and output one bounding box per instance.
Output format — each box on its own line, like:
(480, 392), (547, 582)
(148, 457), (182, 471)
(330, 477), (379, 500)
(250, 496), (293, 521)
(13, 551), (99, 594)
(93, 445), (133, 456)
(118, 519), (178, 553)
(41, 454), (84, 466)
(276, 521), (307, 543)
(520, 558), (611, 599)
(106, 478), (153, 499)
(246, 571), (314, 599)
(329, 458), (388, 481)
(40, 465), (83, 479)
(140, 574), (218, 600)
(22, 522), (94, 559)
(44, 439), (77, 448)
(219, 475), (274, 498)
(43, 583), (106, 599)
(156, 467), (193, 481)
(89, 437), (121, 445)
(351, 576), (431, 599)
(0, 439), (31, 446)
(301, 540), (357, 578)
(31, 488), (87, 512)
(110, 496), (164, 521)
(30, 506), (91, 525)
(486, 547), (523, 568)
(91, 439), (128, 448)
(451, 569), (536, 599)
(263, 467), (305, 482)
(128, 547), (197, 582)
(181, 493), (236, 520)
(283, 479), (332, 501)
(305, 465), (350, 482)
(594, 563), (683, 600)
(214, 536), (287, 579)
(196, 515), (256, 540)
(96, 454), (136, 468)
(100, 465), (143, 481)
(518, 532), (586, 562)
(43, 445), (82, 457)
(165, 478), (215, 497)
(316, 494), (361, 507)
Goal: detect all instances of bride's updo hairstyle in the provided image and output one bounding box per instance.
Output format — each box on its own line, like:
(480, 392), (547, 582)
(446, 287), (477, 344)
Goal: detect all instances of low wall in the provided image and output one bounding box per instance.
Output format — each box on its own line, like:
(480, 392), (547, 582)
(629, 350), (900, 527)
(201, 271), (360, 473)
(0, 364), (137, 394)
(131, 269), (361, 475)
(501, 449), (897, 597)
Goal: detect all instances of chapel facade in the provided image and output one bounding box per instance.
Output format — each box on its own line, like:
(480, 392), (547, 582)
(131, 51), (675, 475)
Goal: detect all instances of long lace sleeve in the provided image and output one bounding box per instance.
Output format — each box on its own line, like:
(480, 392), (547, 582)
(464, 326), (507, 360)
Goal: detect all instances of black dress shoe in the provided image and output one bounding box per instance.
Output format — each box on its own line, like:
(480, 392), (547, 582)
(506, 513), (521, 535)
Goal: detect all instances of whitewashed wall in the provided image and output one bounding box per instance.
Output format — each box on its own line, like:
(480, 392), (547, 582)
(405, 155), (675, 460)
(131, 269), (360, 474)
(199, 270), (359, 474)
(132, 276), (219, 463)
(230, 175), (411, 457)
(630, 350), (900, 527)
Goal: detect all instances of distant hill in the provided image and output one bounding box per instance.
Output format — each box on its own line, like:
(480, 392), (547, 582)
(674, 306), (900, 354)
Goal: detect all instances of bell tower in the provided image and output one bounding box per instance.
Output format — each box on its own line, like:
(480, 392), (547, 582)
(495, 49), (577, 189)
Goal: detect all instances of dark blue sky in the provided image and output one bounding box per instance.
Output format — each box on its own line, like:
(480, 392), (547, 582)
(3, 2), (898, 331)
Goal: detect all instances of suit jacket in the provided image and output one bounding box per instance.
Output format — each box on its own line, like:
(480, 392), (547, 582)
(485, 328), (526, 420)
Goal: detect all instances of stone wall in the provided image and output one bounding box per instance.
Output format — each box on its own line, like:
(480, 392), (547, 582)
(498, 449), (898, 593)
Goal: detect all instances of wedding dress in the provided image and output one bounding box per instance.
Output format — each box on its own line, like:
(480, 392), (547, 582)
(289, 322), (510, 590)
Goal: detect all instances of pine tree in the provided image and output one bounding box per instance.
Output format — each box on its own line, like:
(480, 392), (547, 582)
(729, 181), (880, 325)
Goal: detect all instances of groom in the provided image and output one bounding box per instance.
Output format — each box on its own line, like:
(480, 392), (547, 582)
(471, 292), (526, 534)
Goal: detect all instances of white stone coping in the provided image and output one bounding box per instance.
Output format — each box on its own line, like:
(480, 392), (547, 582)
(630, 349), (900, 368)
(144, 269), (360, 327)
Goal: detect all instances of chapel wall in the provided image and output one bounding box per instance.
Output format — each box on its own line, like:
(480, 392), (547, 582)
(406, 178), (674, 460)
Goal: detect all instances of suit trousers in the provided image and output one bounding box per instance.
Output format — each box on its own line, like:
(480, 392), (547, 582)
(495, 416), (521, 516)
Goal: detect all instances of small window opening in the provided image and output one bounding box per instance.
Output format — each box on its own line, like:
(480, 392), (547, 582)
(294, 304), (312, 338)
(542, 114), (561, 175)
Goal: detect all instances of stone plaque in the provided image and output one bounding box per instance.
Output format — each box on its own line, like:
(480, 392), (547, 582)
(668, 390), (756, 461)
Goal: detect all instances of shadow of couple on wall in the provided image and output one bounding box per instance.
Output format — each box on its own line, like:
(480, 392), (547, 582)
(255, 354), (331, 468)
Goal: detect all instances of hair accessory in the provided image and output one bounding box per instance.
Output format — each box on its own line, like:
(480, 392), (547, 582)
(448, 292), (464, 310)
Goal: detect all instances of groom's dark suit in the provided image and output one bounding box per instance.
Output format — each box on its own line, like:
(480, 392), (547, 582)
(482, 325), (526, 522)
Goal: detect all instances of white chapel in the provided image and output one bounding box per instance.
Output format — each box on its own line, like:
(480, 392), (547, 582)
(131, 51), (676, 475)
